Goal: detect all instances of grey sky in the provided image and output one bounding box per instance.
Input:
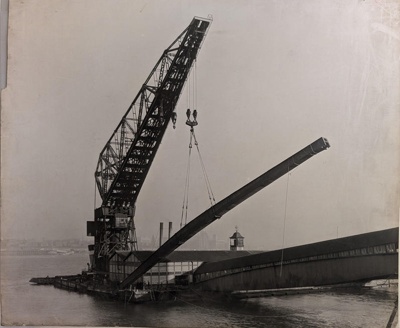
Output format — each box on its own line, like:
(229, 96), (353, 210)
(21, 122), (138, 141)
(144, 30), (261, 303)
(1, 0), (399, 250)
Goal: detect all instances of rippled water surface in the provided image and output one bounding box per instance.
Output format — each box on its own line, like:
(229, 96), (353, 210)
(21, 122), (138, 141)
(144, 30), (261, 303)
(1, 254), (397, 327)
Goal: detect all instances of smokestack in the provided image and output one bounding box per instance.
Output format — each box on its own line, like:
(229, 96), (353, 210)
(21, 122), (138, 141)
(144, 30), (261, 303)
(168, 222), (173, 239)
(159, 222), (164, 247)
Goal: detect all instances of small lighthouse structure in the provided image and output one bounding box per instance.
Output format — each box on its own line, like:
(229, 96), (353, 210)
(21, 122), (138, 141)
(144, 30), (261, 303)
(230, 226), (244, 251)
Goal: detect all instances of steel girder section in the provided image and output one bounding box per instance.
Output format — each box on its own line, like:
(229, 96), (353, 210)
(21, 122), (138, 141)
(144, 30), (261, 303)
(119, 137), (331, 288)
(95, 18), (211, 208)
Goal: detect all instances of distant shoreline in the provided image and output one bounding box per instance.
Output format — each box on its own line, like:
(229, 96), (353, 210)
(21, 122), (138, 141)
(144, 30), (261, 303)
(1, 249), (88, 256)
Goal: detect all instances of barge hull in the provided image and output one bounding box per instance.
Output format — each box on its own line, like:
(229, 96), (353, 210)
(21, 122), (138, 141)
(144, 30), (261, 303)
(194, 254), (398, 292)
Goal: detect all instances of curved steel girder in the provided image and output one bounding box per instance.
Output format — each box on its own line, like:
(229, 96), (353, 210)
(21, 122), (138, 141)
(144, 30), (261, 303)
(120, 137), (330, 288)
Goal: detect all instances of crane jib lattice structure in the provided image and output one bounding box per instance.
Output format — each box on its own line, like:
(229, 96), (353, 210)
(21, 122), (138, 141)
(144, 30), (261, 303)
(87, 17), (211, 272)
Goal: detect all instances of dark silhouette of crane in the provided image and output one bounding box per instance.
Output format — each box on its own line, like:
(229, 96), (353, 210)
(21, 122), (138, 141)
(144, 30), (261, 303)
(87, 17), (211, 273)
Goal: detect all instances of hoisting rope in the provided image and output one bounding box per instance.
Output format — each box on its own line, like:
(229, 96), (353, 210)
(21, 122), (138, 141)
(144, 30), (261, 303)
(279, 166), (291, 277)
(190, 60), (215, 206)
(187, 71), (191, 110)
(180, 60), (216, 228)
(180, 132), (193, 229)
(186, 59), (196, 112)
(180, 127), (216, 228)
(180, 63), (194, 229)
(194, 60), (198, 111)
(191, 129), (216, 207)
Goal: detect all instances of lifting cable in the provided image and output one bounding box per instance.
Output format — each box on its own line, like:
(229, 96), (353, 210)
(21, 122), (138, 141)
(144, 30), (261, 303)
(194, 60), (198, 113)
(181, 64), (194, 229)
(191, 129), (216, 207)
(180, 132), (193, 229)
(279, 166), (291, 277)
(180, 61), (216, 227)
(180, 126), (216, 228)
(190, 61), (215, 207)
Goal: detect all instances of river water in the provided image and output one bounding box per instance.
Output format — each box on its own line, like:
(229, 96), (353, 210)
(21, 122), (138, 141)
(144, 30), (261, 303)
(1, 253), (398, 327)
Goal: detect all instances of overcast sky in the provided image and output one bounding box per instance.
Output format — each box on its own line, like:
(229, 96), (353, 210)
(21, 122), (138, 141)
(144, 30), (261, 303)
(1, 0), (399, 250)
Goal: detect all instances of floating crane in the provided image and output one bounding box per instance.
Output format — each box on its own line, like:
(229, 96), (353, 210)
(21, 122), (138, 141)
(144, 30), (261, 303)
(31, 17), (397, 302)
(87, 17), (211, 273)
(87, 16), (330, 288)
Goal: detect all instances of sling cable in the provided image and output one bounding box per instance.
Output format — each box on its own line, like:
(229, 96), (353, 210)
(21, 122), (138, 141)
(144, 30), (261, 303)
(180, 109), (216, 229)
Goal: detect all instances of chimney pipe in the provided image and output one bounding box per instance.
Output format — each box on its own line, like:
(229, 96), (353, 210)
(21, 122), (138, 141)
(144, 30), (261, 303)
(159, 222), (164, 247)
(168, 222), (173, 239)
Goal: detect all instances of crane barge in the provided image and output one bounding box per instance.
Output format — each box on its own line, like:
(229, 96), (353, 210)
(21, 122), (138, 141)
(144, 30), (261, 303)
(86, 15), (330, 287)
(30, 17), (397, 303)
